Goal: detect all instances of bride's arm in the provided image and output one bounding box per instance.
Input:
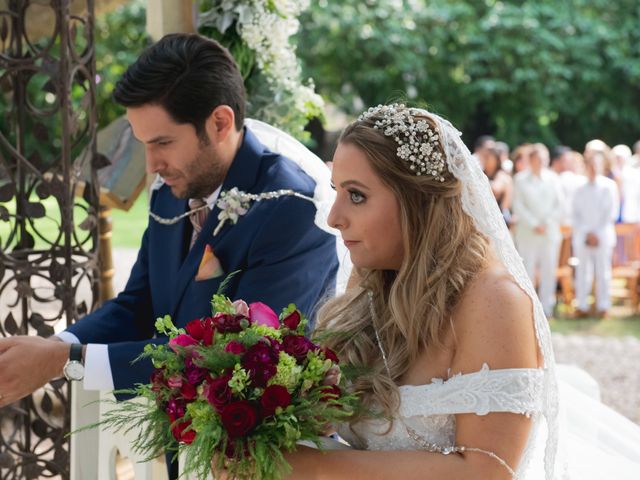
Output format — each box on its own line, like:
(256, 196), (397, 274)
(284, 445), (511, 480)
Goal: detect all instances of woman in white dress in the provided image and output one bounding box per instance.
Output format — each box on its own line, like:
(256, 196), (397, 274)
(277, 104), (640, 479)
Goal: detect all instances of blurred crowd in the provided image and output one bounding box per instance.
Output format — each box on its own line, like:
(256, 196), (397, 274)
(474, 136), (640, 319)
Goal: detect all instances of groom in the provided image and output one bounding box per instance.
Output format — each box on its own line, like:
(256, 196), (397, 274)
(0, 34), (337, 417)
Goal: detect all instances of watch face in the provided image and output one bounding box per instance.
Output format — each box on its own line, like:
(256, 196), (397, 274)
(64, 361), (84, 381)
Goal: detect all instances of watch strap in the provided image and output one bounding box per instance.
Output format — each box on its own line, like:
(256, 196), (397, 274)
(69, 343), (83, 363)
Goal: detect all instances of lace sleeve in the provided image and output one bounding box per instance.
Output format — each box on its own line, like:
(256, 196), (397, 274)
(398, 364), (545, 418)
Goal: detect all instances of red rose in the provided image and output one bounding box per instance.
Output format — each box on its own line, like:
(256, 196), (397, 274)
(171, 419), (196, 444)
(260, 385), (291, 417)
(186, 317), (215, 346)
(179, 381), (197, 400)
(242, 342), (279, 387)
(224, 340), (246, 355)
(321, 347), (339, 364)
(320, 385), (342, 402)
(212, 312), (248, 333)
(220, 400), (258, 438)
(282, 310), (301, 330)
(282, 335), (315, 362)
(204, 375), (233, 410)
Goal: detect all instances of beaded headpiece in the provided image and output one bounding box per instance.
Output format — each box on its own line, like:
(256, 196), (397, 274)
(357, 103), (447, 182)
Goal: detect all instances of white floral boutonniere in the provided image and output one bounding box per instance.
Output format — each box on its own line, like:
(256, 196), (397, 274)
(212, 187), (315, 236)
(214, 187), (251, 235)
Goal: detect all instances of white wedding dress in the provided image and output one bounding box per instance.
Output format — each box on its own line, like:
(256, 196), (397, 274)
(248, 114), (640, 479)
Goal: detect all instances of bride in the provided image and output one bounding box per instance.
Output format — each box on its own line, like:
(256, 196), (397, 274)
(268, 104), (640, 479)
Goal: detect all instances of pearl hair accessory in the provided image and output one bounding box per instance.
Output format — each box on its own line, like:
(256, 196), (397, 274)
(358, 104), (447, 182)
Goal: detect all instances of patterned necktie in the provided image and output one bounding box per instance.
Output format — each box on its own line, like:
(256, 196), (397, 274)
(188, 198), (209, 248)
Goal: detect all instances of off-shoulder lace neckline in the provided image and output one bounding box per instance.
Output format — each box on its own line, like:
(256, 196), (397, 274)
(398, 363), (544, 391)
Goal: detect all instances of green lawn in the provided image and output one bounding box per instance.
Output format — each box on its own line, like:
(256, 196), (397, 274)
(110, 191), (148, 248)
(0, 191), (149, 250)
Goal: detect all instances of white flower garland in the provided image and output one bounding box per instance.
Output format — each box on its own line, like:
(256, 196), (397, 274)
(198, 0), (323, 138)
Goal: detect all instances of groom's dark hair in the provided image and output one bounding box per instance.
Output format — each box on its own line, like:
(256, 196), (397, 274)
(113, 33), (246, 135)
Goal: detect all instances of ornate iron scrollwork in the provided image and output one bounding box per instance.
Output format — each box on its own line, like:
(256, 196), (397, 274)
(0, 1), (98, 478)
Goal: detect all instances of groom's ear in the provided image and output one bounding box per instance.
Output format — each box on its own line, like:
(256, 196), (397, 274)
(206, 105), (236, 143)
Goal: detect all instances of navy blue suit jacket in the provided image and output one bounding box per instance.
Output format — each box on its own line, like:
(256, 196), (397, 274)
(66, 128), (338, 396)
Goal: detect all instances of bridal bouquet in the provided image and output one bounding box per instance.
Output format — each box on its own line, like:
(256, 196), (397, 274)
(97, 293), (357, 480)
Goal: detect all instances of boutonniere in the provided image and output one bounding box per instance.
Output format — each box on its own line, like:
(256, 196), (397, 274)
(212, 187), (315, 236)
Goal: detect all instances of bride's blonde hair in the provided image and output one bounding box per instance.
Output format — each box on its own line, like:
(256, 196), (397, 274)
(316, 109), (490, 426)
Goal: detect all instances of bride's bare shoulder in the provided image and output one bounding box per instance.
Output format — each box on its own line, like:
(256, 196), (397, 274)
(450, 261), (538, 372)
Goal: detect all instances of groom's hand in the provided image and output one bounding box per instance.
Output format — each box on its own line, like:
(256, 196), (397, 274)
(0, 336), (70, 407)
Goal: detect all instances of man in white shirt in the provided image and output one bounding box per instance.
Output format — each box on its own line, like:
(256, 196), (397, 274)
(572, 153), (620, 317)
(513, 143), (565, 317)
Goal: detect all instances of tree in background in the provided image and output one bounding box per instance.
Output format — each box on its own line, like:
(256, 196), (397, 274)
(298, 0), (640, 149)
(94, 0), (149, 129)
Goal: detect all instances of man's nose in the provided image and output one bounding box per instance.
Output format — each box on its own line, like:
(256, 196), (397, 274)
(145, 150), (165, 174)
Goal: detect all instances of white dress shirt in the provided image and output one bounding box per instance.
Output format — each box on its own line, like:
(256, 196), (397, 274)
(559, 171), (586, 225)
(513, 169), (565, 242)
(572, 176), (619, 249)
(56, 185), (221, 391)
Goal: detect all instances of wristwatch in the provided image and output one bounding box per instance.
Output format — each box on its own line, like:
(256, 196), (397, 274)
(63, 343), (85, 381)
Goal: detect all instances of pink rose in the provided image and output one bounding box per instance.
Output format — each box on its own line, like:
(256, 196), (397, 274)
(233, 299), (250, 317)
(322, 366), (341, 386)
(169, 334), (198, 352)
(167, 374), (183, 389)
(249, 302), (279, 328)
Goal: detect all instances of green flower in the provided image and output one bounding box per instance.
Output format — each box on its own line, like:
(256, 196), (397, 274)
(186, 400), (219, 434)
(245, 324), (282, 340)
(301, 353), (332, 384)
(229, 364), (251, 395)
(268, 352), (302, 391)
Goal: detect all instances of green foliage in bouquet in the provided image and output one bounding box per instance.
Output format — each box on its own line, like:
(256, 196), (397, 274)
(196, 0), (324, 143)
(90, 293), (359, 480)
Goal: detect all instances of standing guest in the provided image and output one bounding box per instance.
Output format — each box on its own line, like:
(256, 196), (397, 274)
(572, 153), (619, 318)
(512, 143), (565, 317)
(550, 145), (572, 175)
(494, 140), (512, 173)
(471, 135), (495, 168)
(483, 146), (513, 224)
(558, 150), (586, 225)
(511, 143), (531, 175)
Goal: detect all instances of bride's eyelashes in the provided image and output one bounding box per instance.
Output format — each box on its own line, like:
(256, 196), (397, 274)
(348, 189), (366, 204)
(330, 182), (366, 205)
